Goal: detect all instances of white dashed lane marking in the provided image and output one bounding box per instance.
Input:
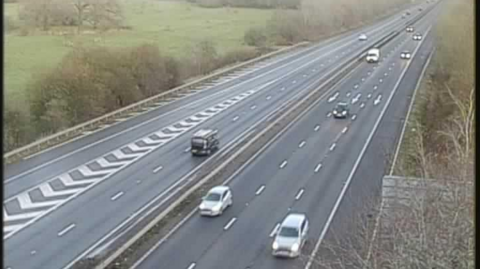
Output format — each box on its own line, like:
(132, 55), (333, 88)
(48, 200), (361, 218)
(153, 165), (163, 173)
(57, 223), (76, 237)
(329, 143), (336, 151)
(224, 218), (237, 230)
(255, 185), (266, 196)
(342, 127), (348, 134)
(314, 125), (320, 132)
(299, 141), (306, 148)
(295, 189), (305, 200)
(280, 160), (288, 169)
(111, 191), (124, 201)
(187, 263), (196, 269)
(314, 163), (322, 173)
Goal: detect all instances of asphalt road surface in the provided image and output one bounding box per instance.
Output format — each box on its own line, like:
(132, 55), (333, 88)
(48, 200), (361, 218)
(3, 1), (439, 268)
(131, 7), (439, 269)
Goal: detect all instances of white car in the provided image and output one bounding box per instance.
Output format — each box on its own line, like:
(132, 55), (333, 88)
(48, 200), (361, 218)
(199, 186), (233, 216)
(413, 33), (423, 41)
(358, 34), (368, 41)
(400, 51), (412, 59)
(272, 213), (309, 258)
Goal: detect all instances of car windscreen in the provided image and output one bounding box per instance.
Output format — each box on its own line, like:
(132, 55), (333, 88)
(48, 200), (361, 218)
(204, 192), (221, 201)
(278, 226), (299, 237)
(335, 103), (347, 110)
(367, 51), (378, 56)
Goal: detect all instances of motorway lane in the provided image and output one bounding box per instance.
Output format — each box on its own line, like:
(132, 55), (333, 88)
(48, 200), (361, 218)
(132, 13), (437, 269)
(2, 4), (432, 265)
(4, 7), (411, 190)
(3, 6), (413, 225)
(2, 33), (365, 269)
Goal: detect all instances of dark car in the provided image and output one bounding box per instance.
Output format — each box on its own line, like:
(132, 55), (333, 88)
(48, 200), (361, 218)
(333, 102), (349, 119)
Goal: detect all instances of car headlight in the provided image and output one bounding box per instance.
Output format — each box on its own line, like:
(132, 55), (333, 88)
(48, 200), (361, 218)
(291, 243), (299, 252)
(342, 111), (347, 115)
(212, 204), (222, 212)
(401, 54), (405, 57)
(199, 203), (205, 210)
(333, 110), (337, 114)
(407, 54), (411, 57)
(272, 241), (279, 250)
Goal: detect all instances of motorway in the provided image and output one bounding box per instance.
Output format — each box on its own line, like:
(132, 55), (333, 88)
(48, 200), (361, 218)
(129, 6), (439, 269)
(3, 1), (439, 269)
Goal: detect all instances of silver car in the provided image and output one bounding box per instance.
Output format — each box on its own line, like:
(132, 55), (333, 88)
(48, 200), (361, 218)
(199, 186), (233, 216)
(358, 33), (368, 41)
(400, 50), (412, 59)
(413, 33), (423, 41)
(272, 213), (309, 258)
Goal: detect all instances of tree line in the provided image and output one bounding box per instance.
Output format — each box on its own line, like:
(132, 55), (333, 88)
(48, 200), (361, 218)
(187, 0), (300, 9)
(243, 0), (412, 47)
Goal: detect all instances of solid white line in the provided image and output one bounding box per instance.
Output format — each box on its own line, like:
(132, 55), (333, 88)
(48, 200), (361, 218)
(153, 166), (163, 173)
(280, 160), (288, 169)
(314, 125), (320, 132)
(187, 263), (196, 269)
(58, 223), (76, 237)
(270, 223), (281, 237)
(342, 127), (348, 134)
(111, 191), (124, 201)
(314, 163), (322, 173)
(329, 143), (336, 151)
(299, 141), (306, 148)
(390, 48), (434, 175)
(255, 185), (266, 196)
(4, 224), (24, 233)
(305, 26), (431, 269)
(224, 218), (237, 230)
(295, 189), (305, 200)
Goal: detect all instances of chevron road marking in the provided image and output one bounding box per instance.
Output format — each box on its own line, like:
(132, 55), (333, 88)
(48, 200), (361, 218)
(17, 193), (60, 209)
(39, 183), (78, 197)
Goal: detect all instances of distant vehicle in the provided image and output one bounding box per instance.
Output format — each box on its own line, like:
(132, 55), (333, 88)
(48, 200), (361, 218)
(358, 33), (368, 41)
(366, 48), (380, 63)
(400, 50), (412, 59)
(401, 14), (406, 19)
(199, 186), (233, 216)
(272, 213), (309, 258)
(191, 129), (219, 156)
(333, 102), (350, 118)
(418, 7), (423, 11)
(406, 10), (411, 15)
(406, 26), (414, 32)
(412, 33), (423, 41)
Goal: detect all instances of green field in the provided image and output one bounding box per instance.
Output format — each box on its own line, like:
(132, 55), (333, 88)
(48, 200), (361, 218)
(5, 0), (273, 108)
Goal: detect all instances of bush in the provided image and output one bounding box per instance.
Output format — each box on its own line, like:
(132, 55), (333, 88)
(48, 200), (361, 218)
(244, 27), (267, 47)
(28, 44), (181, 135)
(4, 16), (18, 33)
(4, 106), (32, 152)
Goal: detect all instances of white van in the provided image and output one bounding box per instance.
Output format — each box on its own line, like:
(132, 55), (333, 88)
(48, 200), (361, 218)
(366, 48), (380, 63)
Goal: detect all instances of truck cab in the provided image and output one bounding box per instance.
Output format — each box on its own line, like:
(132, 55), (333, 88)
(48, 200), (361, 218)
(366, 48), (380, 63)
(191, 129), (219, 156)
